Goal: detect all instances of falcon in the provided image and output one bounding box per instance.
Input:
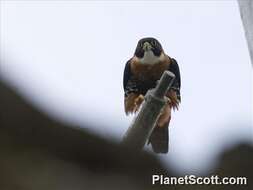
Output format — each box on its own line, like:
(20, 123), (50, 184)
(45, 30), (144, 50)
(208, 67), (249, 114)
(123, 37), (181, 153)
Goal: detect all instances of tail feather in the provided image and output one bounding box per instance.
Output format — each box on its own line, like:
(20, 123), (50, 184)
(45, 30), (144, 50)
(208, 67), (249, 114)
(149, 124), (169, 153)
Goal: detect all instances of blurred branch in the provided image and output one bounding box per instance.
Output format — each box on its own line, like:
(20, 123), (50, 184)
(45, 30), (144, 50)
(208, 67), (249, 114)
(0, 77), (168, 190)
(1, 72), (253, 190)
(122, 71), (175, 150)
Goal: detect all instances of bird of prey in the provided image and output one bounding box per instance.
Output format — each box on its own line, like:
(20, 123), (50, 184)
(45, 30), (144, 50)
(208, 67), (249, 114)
(123, 37), (181, 153)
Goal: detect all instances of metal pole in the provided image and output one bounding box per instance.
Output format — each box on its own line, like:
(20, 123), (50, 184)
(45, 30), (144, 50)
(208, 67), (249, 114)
(122, 71), (175, 150)
(238, 0), (253, 65)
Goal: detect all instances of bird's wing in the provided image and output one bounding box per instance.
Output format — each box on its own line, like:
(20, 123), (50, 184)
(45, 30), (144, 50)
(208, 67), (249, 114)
(123, 59), (132, 93)
(123, 59), (143, 115)
(167, 58), (181, 103)
(123, 59), (138, 96)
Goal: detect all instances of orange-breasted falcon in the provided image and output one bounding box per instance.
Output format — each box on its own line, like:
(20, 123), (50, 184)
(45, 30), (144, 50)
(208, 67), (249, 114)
(123, 37), (181, 153)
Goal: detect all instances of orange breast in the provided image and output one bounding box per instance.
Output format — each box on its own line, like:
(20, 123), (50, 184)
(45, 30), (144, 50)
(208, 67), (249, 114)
(130, 56), (171, 82)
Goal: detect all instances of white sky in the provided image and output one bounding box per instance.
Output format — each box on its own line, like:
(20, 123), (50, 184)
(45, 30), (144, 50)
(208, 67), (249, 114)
(1, 1), (252, 174)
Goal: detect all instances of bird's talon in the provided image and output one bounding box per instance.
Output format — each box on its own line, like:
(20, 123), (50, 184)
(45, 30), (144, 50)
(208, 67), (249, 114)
(138, 94), (144, 101)
(165, 97), (171, 104)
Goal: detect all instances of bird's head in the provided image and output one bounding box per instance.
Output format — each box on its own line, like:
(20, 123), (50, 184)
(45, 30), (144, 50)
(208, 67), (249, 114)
(134, 37), (165, 64)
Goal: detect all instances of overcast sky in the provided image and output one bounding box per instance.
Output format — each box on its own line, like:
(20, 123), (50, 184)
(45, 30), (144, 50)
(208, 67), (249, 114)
(1, 0), (252, 174)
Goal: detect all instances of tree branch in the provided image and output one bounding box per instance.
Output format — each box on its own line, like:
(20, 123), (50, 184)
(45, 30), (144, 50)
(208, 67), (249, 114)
(122, 71), (175, 150)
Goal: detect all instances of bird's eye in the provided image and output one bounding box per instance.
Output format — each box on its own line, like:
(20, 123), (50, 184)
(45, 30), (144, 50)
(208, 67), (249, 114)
(151, 40), (157, 47)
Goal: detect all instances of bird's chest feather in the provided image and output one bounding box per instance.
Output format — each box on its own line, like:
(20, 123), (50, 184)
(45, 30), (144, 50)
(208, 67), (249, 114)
(131, 58), (170, 82)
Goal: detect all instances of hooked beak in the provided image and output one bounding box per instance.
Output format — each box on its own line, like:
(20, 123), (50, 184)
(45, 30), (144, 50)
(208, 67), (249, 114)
(143, 42), (152, 51)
